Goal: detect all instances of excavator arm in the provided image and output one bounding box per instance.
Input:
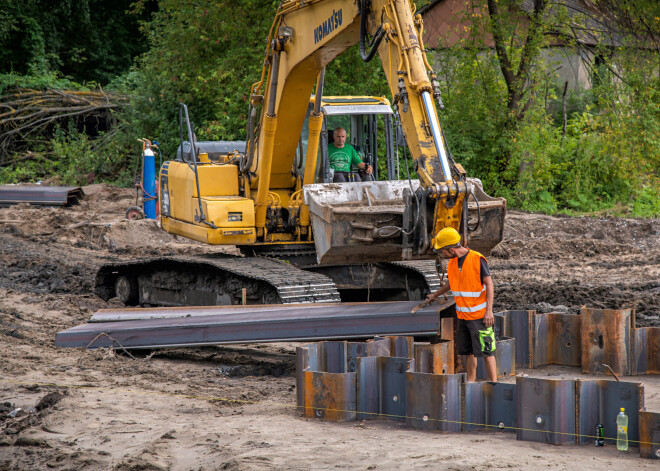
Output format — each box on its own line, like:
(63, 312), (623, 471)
(249, 0), (469, 252)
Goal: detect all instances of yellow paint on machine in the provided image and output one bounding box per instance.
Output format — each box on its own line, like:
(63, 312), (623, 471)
(161, 160), (256, 245)
(161, 216), (256, 245)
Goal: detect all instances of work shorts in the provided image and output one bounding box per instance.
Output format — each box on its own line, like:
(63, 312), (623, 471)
(456, 318), (496, 357)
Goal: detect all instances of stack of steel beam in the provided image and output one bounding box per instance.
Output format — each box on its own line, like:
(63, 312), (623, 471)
(55, 300), (452, 349)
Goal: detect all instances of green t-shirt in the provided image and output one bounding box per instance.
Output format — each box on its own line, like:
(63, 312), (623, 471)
(328, 143), (362, 172)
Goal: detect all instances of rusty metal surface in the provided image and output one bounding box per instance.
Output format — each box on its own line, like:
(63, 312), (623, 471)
(533, 313), (581, 368)
(296, 338), (391, 409)
(581, 308), (632, 376)
(0, 185), (83, 206)
(633, 327), (660, 375)
(406, 372), (464, 432)
(346, 338), (391, 372)
(639, 410), (660, 459)
(463, 382), (516, 433)
(385, 335), (415, 359)
(302, 370), (356, 421)
(91, 303), (343, 323)
(357, 357), (410, 421)
(414, 340), (453, 374)
(56, 301), (442, 349)
(516, 377), (576, 445)
(476, 337), (515, 380)
(577, 379), (643, 446)
(495, 310), (534, 368)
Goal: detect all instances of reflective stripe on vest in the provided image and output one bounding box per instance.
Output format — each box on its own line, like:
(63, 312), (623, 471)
(455, 301), (488, 313)
(451, 285), (486, 298)
(447, 250), (488, 320)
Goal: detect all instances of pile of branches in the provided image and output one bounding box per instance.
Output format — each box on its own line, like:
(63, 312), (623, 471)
(0, 87), (126, 161)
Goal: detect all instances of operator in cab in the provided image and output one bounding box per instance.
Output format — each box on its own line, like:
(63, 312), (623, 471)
(329, 127), (373, 182)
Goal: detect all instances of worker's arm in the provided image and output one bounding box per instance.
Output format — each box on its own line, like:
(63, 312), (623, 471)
(356, 161), (373, 174)
(426, 281), (450, 302)
(483, 275), (494, 327)
(352, 149), (373, 175)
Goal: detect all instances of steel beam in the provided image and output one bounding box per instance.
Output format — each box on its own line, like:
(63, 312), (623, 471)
(56, 301), (444, 349)
(90, 303), (343, 323)
(0, 185), (83, 206)
(581, 307), (632, 376)
(577, 379), (643, 446)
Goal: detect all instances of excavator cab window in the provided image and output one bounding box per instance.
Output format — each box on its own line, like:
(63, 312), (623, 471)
(299, 98), (396, 184)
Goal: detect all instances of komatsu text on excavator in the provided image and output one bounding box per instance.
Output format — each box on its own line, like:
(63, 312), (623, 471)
(96, 0), (506, 308)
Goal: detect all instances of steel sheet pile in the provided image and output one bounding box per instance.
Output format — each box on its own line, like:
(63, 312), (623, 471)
(297, 308), (660, 460)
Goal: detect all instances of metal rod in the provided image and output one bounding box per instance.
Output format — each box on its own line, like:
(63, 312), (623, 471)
(421, 91), (452, 181)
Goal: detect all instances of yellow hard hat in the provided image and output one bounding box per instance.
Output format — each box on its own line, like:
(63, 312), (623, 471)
(433, 227), (461, 251)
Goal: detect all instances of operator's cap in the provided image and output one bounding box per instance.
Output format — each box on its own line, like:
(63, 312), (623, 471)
(433, 227), (461, 251)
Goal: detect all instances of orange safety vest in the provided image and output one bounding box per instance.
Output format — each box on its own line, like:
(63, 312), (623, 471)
(447, 250), (488, 320)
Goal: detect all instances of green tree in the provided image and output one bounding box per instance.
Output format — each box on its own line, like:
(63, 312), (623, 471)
(0, 0), (153, 83)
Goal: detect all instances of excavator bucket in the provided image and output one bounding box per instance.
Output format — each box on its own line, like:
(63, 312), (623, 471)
(304, 179), (506, 265)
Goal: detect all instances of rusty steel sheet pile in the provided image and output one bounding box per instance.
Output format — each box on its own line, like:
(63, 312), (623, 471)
(577, 380), (644, 446)
(0, 185), (84, 207)
(633, 327), (660, 375)
(55, 300), (449, 349)
(297, 306), (660, 459)
(639, 411), (660, 459)
(516, 377), (577, 445)
(463, 382), (516, 433)
(581, 307), (633, 376)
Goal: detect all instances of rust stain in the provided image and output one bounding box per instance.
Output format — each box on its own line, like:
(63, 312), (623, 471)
(580, 308), (632, 376)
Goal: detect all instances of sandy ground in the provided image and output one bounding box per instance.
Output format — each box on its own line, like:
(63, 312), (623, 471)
(0, 183), (659, 470)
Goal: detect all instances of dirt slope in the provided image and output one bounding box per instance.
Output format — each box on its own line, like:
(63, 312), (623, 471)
(0, 184), (658, 470)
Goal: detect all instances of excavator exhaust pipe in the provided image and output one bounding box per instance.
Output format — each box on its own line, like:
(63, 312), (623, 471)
(304, 179), (506, 265)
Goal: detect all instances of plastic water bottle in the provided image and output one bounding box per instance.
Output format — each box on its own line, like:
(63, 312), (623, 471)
(616, 407), (628, 451)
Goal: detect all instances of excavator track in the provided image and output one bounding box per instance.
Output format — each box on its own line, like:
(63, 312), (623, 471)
(95, 255), (341, 306)
(387, 260), (443, 294)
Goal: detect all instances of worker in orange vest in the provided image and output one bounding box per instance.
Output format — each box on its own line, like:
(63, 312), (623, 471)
(425, 227), (497, 382)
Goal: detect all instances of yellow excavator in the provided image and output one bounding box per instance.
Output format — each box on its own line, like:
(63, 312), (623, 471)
(95, 0), (506, 307)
